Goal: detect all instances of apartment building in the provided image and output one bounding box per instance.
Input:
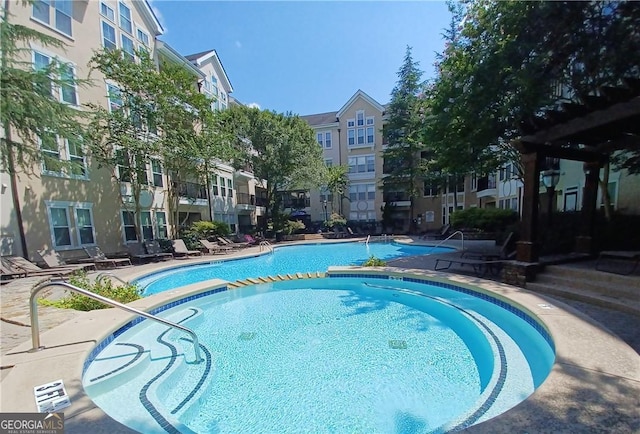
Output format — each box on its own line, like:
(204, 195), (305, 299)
(1, 1), (262, 261)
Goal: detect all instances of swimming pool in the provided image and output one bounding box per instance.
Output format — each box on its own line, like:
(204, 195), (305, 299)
(83, 273), (555, 433)
(137, 241), (454, 295)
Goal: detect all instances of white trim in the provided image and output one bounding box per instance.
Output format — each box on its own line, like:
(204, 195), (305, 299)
(44, 201), (96, 250)
(100, 19), (118, 50)
(336, 89), (385, 118)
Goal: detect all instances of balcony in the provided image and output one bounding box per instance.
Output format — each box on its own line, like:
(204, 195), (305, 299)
(174, 181), (208, 204)
(383, 193), (411, 208)
(476, 176), (497, 199)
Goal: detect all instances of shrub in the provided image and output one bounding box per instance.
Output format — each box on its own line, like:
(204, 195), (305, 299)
(326, 212), (347, 228)
(450, 208), (518, 232)
(189, 220), (231, 239)
(283, 219), (305, 235)
(362, 255), (387, 267)
(40, 272), (141, 311)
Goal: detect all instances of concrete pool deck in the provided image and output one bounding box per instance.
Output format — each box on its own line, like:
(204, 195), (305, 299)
(1, 237), (639, 433)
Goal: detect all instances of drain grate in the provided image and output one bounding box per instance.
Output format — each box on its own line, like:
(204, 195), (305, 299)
(238, 332), (257, 341)
(388, 339), (407, 349)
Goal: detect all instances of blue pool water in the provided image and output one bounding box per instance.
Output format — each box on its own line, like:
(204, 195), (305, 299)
(138, 241), (454, 295)
(83, 276), (555, 434)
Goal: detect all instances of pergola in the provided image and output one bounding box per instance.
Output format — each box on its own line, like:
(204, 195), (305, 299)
(512, 79), (640, 263)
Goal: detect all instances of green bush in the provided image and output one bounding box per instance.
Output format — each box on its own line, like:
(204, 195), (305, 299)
(189, 220), (230, 239)
(326, 212), (347, 228)
(283, 219), (305, 235)
(40, 272), (141, 311)
(450, 208), (518, 232)
(362, 255), (387, 267)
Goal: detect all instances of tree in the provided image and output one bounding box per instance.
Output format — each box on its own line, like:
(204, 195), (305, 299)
(86, 49), (162, 241)
(381, 46), (426, 232)
(226, 106), (326, 232)
(324, 164), (349, 216)
(1, 1), (86, 255)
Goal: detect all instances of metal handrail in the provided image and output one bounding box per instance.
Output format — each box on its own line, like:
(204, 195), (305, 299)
(29, 279), (202, 363)
(424, 230), (465, 254)
(259, 240), (273, 253)
(95, 272), (128, 286)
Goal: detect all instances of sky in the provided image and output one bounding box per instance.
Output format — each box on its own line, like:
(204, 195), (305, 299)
(151, 1), (453, 115)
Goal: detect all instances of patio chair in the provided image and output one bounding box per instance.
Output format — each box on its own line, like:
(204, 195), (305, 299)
(128, 243), (160, 264)
(36, 249), (96, 272)
(595, 250), (640, 275)
(200, 239), (232, 255)
(433, 253), (506, 277)
(171, 239), (202, 258)
(216, 236), (247, 249)
(3, 256), (80, 277)
(143, 240), (174, 261)
(81, 246), (132, 269)
(421, 224), (451, 240)
(461, 232), (516, 260)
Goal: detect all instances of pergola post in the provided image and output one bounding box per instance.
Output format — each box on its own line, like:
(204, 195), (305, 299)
(575, 160), (602, 254)
(516, 151), (541, 262)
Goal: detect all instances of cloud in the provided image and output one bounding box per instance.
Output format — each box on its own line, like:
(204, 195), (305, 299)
(147, 0), (168, 34)
(246, 102), (261, 109)
(235, 40), (242, 49)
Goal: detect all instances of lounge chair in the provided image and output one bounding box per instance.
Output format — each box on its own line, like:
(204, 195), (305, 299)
(143, 240), (174, 261)
(171, 239), (202, 258)
(200, 239), (232, 255)
(36, 249), (96, 272)
(79, 246), (132, 269)
(216, 236), (247, 249)
(433, 253), (506, 277)
(595, 250), (640, 275)
(421, 224), (451, 240)
(461, 232), (516, 260)
(128, 243), (160, 264)
(3, 256), (81, 277)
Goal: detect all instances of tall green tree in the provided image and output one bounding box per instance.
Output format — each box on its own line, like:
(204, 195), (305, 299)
(1, 1), (86, 255)
(324, 164), (349, 216)
(86, 49), (162, 241)
(381, 46), (426, 232)
(226, 106), (325, 232)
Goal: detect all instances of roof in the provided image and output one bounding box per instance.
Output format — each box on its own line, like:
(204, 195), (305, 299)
(336, 89), (385, 118)
(184, 49), (233, 93)
(156, 41), (204, 78)
(300, 111), (338, 127)
(138, 1), (164, 35)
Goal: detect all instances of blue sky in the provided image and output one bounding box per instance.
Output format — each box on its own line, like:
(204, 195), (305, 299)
(151, 1), (452, 115)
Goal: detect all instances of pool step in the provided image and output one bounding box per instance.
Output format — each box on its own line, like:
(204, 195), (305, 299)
(229, 273), (326, 288)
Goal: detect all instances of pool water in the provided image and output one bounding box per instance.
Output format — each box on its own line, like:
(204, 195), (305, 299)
(84, 277), (555, 434)
(138, 242), (454, 295)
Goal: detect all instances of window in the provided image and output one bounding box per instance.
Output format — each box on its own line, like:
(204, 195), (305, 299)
(227, 178), (233, 198)
(121, 34), (135, 61)
(100, 2), (115, 21)
(356, 110), (364, 126)
(46, 202), (95, 248)
(317, 132), (323, 146)
(121, 210), (137, 242)
(366, 116), (374, 126)
(59, 62), (77, 105)
(156, 212), (167, 239)
(324, 132), (332, 148)
(34, 51), (52, 96)
(141, 211), (153, 240)
(151, 159), (163, 187)
(366, 127), (374, 144)
(348, 155), (375, 175)
(40, 132), (61, 173)
(423, 182), (438, 197)
(119, 2), (132, 34)
(66, 136), (85, 177)
(32, 0), (72, 37)
(107, 84), (122, 111)
(212, 175), (218, 196)
(348, 129), (355, 146)
(75, 208), (95, 244)
(49, 207), (71, 246)
(357, 128), (365, 145)
(54, 0), (72, 36)
(136, 28), (150, 46)
(102, 21), (117, 50)
(325, 158), (333, 167)
(116, 149), (131, 182)
(32, 1), (50, 24)
(347, 119), (355, 128)
(220, 177), (226, 197)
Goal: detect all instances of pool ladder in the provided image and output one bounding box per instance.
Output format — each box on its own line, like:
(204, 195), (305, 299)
(424, 230), (465, 254)
(259, 240), (273, 253)
(29, 277), (203, 363)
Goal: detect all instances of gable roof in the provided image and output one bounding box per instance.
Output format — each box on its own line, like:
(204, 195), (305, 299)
(156, 40), (204, 78)
(336, 89), (385, 118)
(137, 1), (164, 36)
(185, 49), (233, 93)
(300, 111), (339, 127)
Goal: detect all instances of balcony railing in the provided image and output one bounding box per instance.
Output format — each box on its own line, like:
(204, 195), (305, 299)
(237, 192), (255, 205)
(477, 176), (497, 192)
(174, 181), (207, 200)
(384, 193), (411, 202)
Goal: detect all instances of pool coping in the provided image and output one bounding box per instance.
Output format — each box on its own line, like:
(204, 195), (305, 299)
(1, 266), (639, 433)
